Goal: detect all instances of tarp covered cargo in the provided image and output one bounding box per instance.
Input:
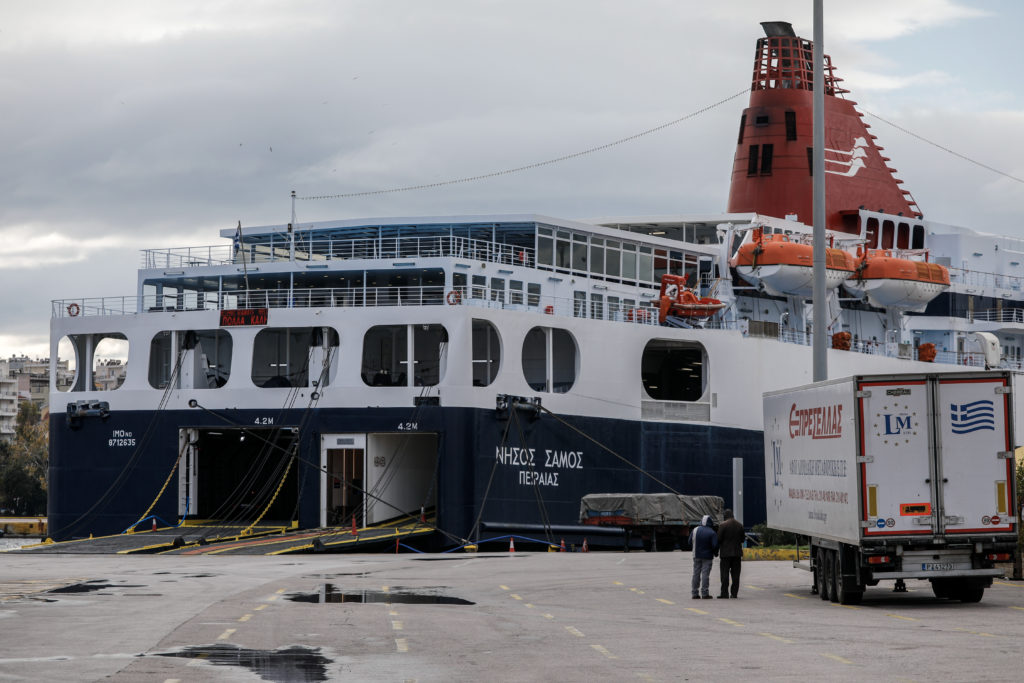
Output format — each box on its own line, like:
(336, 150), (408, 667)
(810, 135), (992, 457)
(580, 493), (725, 525)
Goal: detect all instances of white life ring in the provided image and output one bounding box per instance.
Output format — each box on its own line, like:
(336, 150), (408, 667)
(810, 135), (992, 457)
(446, 290), (462, 305)
(67, 303), (81, 317)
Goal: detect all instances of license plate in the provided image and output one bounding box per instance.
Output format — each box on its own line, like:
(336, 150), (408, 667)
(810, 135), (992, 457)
(922, 562), (954, 571)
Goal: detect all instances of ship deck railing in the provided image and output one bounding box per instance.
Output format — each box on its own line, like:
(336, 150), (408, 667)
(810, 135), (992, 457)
(141, 235), (535, 269)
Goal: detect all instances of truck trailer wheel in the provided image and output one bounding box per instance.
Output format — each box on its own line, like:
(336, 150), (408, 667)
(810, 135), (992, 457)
(826, 551), (840, 602)
(835, 553), (863, 605)
(931, 578), (953, 600)
(953, 580), (985, 603)
(817, 549), (831, 601)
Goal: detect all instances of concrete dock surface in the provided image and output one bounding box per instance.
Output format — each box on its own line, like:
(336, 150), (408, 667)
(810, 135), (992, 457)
(1, 550), (1022, 682)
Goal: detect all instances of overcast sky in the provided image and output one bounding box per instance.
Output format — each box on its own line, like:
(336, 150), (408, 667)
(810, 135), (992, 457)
(2, 0), (1022, 361)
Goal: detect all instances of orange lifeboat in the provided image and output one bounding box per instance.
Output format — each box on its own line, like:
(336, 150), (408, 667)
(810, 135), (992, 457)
(658, 273), (726, 323)
(844, 249), (949, 309)
(731, 229), (856, 297)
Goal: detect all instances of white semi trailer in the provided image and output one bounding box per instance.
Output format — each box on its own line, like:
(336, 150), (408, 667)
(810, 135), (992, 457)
(764, 372), (1018, 604)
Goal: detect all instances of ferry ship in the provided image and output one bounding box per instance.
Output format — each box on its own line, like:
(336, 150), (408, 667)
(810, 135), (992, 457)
(47, 21), (1022, 545)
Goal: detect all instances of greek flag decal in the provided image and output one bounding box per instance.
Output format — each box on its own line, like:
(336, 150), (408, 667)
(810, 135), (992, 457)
(949, 400), (995, 434)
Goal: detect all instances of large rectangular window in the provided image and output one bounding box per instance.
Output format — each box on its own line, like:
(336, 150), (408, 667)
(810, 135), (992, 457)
(605, 241), (621, 278)
(590, 238), (605, 275)
(785, 111), (797, 140)
(747, 145), (759, 176)
(622, 243), (637, 281)
(527, 283), (541, 307)
(573, 291), (586, 318)
(572, 233), (588, 272)
(760, 144), (774, 175)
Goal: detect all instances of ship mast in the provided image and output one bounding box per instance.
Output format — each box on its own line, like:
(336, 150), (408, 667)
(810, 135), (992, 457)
(812, 0), (827, 381)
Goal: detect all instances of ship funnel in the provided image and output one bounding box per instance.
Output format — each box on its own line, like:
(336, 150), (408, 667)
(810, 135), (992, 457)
(727, 22), (921, 236)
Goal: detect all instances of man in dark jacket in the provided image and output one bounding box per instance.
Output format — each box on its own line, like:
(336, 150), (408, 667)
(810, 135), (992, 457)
(717, 508), (744, 598)
(690, 515), (719, 599)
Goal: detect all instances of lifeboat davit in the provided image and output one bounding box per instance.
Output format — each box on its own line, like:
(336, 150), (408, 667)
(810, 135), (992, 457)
(731, 230), (857, 298)
(844, 249), (950, 309)
(658, 273), (726, 323)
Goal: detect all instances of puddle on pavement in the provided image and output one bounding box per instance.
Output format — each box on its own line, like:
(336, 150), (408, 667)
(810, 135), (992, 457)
(288, 584), (473, 605)
(49, 581), (144, 594)
(154, 644), (329, 682)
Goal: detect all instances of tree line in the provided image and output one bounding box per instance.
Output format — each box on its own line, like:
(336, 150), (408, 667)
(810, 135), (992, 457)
(0, 403), (47, 516)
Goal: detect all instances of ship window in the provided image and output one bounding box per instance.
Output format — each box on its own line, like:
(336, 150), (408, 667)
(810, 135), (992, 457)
(361, 324), (448, 387)
(573, 291), (587, 318)
(806, 146), (813, 176)
(654, 249), (668, 281)
(605, 241), (621, 278)
(472, 319), (501, 386)
(912, 224), (925, 249)
(572, 235), (588, 272)
(452, 272), (467, 300)
(622, 244), (638, 281)
(252, 327), (316, 388)
(760, 144), (774, 175)
(192, 330), (234, 389)
(537, 233), (553, 266)
(149, 331), (175, 389)
(527, 283), (541, 307)
(755, 114), (769, 127)
(590, 238), (605, 275)
(642, 339), (706, 401)
(521, 327), (578, 393)
(865, 217), (879, 248)
(785, 111), (797, 140)
(509, 280), (524, 305)
(49, 332), (126, 394)
(608, 296), (621, 320)
(490, 277), (505, 303)
(639, 246), (654, 283)
(55, 335), (79, 393)
(590, 293), (604, 321)
(747, 145), (759, 176)
(413, 324), (448, 386)
(897, 222), (910, 249)
(149, 329), (235, 390)
(737, 114), (746, 144)
(555, 233), (571, 269)
(471, 275), (486, 300)
(881, 220), (895, 249)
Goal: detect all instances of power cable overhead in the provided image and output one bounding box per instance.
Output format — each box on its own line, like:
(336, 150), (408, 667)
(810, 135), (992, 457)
(299, 88), (751, 201)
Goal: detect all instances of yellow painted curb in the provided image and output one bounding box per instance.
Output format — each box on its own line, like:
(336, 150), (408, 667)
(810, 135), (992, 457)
(743, 547), (811, 561)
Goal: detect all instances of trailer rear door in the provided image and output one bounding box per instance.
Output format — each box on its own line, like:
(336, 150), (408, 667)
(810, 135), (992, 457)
(858, 379), (935, 537)
(935, 376), (1015, 535)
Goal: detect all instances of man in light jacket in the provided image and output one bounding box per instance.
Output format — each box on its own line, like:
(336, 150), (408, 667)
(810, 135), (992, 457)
(690, 515), (718, 599)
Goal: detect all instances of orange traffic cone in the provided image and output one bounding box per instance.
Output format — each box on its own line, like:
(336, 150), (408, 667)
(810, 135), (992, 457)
(509, 537), (516, 553)
(560, 538), (566, 552)
(582, 538), (589, 553)
(351, 517), (358, 537)
(151, 518), (157, 532)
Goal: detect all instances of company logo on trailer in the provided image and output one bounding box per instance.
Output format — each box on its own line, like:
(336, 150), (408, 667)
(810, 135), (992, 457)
(950, 400), (995, 434)
(788, 403), (843, 439)
(882, 413), (913, 435)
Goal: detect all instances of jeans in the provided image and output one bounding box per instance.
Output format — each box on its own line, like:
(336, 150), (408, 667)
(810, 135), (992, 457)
(691, 557), (713, 597)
